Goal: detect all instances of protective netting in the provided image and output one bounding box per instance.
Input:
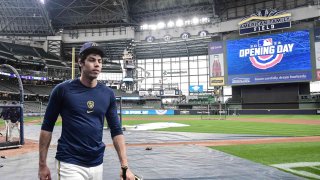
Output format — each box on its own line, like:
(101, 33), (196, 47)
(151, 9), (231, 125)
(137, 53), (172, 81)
(200, 106), (227, 120)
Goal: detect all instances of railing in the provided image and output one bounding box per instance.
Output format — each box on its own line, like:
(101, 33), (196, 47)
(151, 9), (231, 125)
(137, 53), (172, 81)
(299, 94), (320, 102)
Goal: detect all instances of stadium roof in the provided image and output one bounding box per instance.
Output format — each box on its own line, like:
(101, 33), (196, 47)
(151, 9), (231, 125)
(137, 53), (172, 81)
(0, 0), (218, 35)
(45, 0), (217, 29)
(0, 0), (315, 35)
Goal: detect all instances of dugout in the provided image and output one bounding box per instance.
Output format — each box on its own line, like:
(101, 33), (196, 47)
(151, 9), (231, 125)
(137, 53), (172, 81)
(231, 82), (310, 109)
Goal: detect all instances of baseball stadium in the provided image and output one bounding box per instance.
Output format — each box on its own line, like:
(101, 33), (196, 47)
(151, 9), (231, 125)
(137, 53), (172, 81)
(0, 0), (320, 179)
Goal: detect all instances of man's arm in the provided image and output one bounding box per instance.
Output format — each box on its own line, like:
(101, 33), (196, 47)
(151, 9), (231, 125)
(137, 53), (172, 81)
(113, 134), (128, 166)
(38, 130), (53, 180)
(113, 134), (135, 180)
(106, 91), (135, 179)
(106, 91), (126, 159)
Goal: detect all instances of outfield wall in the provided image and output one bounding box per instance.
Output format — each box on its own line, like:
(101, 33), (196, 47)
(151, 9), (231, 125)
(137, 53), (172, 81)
(235, 109), (320, 115)
(175, 109), (319, 115)
(118, 109), (320, 115)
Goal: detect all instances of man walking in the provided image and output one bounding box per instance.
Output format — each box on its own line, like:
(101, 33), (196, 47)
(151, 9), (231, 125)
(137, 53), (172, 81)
(38, 42), (135, 180)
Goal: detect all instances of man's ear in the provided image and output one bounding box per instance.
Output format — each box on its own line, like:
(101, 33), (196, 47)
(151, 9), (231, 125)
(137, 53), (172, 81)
(78, 59), (83, 67)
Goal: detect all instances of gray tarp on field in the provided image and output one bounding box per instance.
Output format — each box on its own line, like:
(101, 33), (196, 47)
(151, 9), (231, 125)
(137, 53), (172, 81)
(0, 125), (303, 180)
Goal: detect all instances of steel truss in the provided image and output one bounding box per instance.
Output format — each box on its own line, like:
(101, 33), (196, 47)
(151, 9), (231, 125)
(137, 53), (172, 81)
(0, 0), (53, 35)
(46, 0), (129, 29)
(129, 0), (216, 23)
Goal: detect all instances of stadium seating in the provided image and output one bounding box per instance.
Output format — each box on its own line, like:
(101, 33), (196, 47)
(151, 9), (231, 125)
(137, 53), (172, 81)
(34, 47), (59, 60)
(0, 101), (46, 115)
(0, 77), (52, 95)
(1, 42), (39, 57)
(0, 51), (18, 61)
(23, 85), (53, 95)
(113, 89), (140, 97)
(0, 43), (7, 51)
(45, 59), (66, 67)
(0, 41), (66, 68)
(24, 101), (47, 114)
(0, 79), (19, 93)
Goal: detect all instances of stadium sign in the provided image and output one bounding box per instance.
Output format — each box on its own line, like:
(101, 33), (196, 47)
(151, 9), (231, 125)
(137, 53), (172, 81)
(146, 36), (155, 42)
(164, 35), (171, 42)
(189, 85), (203, 93)
(227, 30), (312, 85)
(239, 9), (291, 35)
(240, 38), (294, 69)
(181, 32), (191, 40)
(160, 90), (180, 96)
(163, 70), (187, 76)
(198, 30), (209, 37)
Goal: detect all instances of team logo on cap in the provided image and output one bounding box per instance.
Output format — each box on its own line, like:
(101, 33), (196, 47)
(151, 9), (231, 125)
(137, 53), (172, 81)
(239, 38), (294, 69)
(91, 42), (98, 46)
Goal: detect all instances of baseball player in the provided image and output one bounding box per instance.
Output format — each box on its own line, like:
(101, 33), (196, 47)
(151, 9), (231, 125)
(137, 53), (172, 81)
(38, 42), (135, 180)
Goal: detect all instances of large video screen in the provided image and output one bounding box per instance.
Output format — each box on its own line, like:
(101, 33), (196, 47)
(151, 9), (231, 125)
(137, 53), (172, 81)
(226, 30), (312, 85)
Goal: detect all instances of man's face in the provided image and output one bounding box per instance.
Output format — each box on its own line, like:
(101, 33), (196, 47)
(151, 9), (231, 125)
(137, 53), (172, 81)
(79, 53), (102, 80)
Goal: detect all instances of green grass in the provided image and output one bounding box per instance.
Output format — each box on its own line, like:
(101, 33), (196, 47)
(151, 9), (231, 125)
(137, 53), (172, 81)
(211, 142), (320, 165)
(292, 167), (320, 175)
(122, 114), (320, 121)
(227, 115), (320, 120)
(0, 116), (42, 127)
(54, 118), (62, 126)
(122, 119), (320, 136)
(3, 115), (319, 136)
(211, 142), (320, 179)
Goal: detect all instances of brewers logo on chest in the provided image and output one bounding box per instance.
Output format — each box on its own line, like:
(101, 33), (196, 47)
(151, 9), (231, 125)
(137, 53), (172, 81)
(239, 38), (294, 69)
(87, 101), (94, 113)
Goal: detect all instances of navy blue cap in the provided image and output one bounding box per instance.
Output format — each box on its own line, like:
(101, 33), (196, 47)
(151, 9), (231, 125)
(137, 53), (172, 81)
(79, 42), (104, 57)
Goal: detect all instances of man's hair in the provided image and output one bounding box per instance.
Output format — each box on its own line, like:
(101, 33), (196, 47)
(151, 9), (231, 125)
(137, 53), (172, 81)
(78, 54), (87, 73)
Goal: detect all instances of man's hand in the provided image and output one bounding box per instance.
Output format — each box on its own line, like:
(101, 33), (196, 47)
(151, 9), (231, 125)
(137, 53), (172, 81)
(120, 167), (136, 180)
(38, 164), (51, 180)
(39, 130), (52, 180)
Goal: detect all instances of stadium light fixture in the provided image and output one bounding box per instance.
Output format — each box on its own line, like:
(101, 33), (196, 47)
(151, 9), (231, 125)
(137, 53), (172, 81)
(200, 17), (210, 24)
(192, 17), (199, 25)
(176, 19), (184, 27)
(157, 22), (166, 29)
(141, 24), (148, 30)
(184, 20), (191, 26)
(167, 21), (175, 28)
(149, 24), (157, 30)
(140, 16), (210, 31)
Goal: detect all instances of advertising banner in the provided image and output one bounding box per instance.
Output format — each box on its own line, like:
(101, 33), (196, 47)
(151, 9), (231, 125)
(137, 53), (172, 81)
(189, 85), (203, 93)
(0, 71), (48, 81)
(315, 28), (320, 81)
(208, 41), (225, 86)
(210, 77), (224, 86)
(226, 30), (312, 85)
(121, 109), (174, 115)
(316, 42), (320, 69)
(315, 28), (320, 42)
